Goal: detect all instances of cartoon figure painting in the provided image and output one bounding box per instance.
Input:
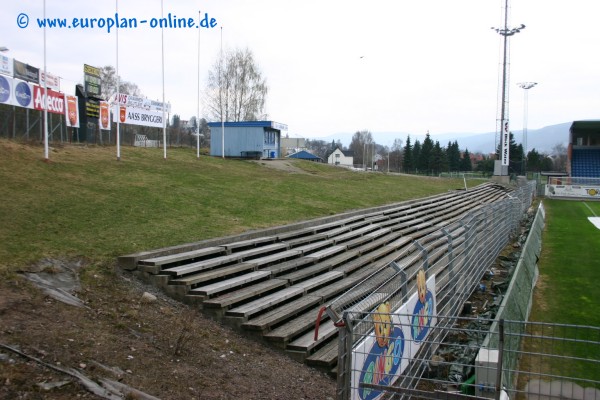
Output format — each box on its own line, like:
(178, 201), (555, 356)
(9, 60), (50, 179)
(411, 269), (434, 343)
(357, 301), (405, 400)
(373, 302), (392, 348)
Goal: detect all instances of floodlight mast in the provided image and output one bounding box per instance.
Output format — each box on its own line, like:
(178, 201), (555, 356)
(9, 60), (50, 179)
(492, 0), (525, 176)
(517, 81), (538, 175)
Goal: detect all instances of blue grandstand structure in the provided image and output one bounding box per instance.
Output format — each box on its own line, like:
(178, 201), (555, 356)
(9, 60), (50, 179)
(568, 120), (600, 180)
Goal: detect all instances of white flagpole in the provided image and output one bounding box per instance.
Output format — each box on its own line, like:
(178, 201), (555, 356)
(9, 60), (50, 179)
(196, 10), (201, 159)
(220, 26), (224, 159)
(43, 0), (49, 161)
(161, 0), (167, 160)
(116, 0), (121, 161)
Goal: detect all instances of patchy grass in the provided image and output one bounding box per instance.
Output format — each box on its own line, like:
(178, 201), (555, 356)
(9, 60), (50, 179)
(0, 139), (468, 270)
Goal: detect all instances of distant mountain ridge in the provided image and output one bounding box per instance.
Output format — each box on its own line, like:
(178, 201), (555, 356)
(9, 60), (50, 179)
(311, 122), (572, 155)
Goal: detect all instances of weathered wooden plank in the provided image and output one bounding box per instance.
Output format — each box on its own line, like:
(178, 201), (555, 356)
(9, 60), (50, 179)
(260, 257), (315, 275)
(309, 275), (364, 301)
(247, 249), (303, 267)
(225, 287), (305, 318)
(304, 245), (347, 261)
(202, 279), (289, 309)
(138, 246), (225, 267)
(189, 270), (272, 297)
(293, 239), (335, 255)
(279, 262), (335, 284)
(333, 224), (380, 244)
(286, 319), (337, 353)
(222, 236), (277, 253)
(241, 295), (322, 332)
(263, 305), (326, 345)
(305, 338), (339, 367)
(291, 271), (344, 293)
(170, 263), (257, 286)
(163, 242), (289, 276)
(282, 232), (328, 247)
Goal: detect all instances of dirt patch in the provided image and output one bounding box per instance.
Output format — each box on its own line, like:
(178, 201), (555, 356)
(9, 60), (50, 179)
(0, 259), (336, 399)
(252, 159), (310, 174)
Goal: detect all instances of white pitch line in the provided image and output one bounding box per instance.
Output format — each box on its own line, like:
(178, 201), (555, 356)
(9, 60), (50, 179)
(583, 202), (598, 217)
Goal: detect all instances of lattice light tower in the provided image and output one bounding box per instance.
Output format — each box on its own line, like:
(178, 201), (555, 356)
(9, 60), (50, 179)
(492, 0), (525, 177)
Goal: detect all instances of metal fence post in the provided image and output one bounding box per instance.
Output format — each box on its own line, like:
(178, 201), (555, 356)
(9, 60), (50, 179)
(495, 319), (505, 400)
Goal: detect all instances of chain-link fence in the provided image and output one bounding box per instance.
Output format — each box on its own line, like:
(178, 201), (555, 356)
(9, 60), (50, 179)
(326, 181), (556, 399)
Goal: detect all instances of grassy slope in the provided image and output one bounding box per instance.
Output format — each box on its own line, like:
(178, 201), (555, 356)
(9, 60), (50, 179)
(0, 140), (468, 270)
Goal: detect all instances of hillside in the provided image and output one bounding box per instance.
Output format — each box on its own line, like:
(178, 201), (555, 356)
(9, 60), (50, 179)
(314, 121), (573, 154)
(0, 141), (469, 399)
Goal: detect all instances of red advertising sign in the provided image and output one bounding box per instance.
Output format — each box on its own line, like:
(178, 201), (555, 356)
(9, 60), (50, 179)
(64, 95), (80, 128)
(33, 85), (65, 115)
(99, 101), (110, 130)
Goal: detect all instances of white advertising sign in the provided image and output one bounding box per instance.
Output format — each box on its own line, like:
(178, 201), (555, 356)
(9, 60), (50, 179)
(546, 185), (600, 199)
(114, 105), (165, 128)
(501, 120), (510, 166)
(351, 272), (436, 400)
(114, 93), (171, 113)
(39, 70), (60, 91)
(0, 55), (13, 77)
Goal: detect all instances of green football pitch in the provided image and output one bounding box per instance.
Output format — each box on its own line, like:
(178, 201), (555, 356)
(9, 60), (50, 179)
(532, 199), (600, 327)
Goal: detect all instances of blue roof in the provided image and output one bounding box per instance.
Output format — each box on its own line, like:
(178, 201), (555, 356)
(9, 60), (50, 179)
(287, 150), (321, 160)
(207, 121), (288, 131)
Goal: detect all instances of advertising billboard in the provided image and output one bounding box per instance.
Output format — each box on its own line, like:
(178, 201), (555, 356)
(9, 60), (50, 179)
(33, 85), (65, 115)
(13, 79), (33, 109)
(0, 55), (13, 77)
(39, 70), (61, 91)
(0, 75), (12, 105)
(13, 59), (39, 83)
(113, 105), (164, 128)
(65, 95), (80, 128)
(99, 101), (111, 130)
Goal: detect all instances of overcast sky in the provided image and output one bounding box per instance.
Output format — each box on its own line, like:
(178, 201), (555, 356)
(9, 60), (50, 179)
(3, 0), (599, 143)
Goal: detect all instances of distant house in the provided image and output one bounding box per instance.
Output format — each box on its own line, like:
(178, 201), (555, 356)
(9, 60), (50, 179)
(208, 121), (287, 159)
(327, 147), (354, 167)
(281, 133), (306, 156)
(287, 150), (322, 162)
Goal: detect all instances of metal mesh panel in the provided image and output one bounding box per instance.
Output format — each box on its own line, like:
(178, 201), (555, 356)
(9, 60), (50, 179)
(346, 314), (600, 400)
(331, 182), (539, 400)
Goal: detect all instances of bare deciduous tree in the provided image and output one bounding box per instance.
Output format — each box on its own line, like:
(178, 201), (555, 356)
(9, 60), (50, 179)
(205, 48), (268, 122)
(100, 65), (142, 102)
